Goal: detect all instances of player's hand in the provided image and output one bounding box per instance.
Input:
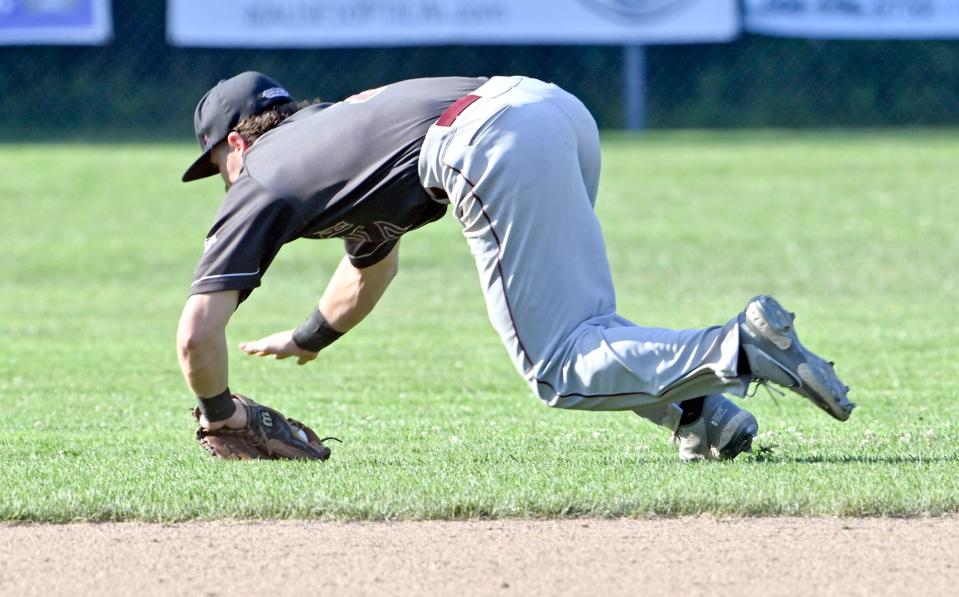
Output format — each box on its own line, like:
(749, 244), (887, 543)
(239, 330), (319, 365)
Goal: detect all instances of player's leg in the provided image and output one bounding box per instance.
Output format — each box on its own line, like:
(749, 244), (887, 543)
(562, 94), (855, 455)
(423, 77), (748, 412)
(556, 101), (714, 444)
(420, 77), (848, 462)
(549, 83), (761, 459)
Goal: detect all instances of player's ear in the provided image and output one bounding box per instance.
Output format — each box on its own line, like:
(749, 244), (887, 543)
(226, 131), (251, 154)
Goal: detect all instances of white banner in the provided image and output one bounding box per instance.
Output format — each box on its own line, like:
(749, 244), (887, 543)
(0, 0), (111, 45)
(745, 0), (959, 39)
(167, 0), (738, 48)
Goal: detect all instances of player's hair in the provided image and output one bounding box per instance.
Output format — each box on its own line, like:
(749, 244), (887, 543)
(233, 99), (322, 145)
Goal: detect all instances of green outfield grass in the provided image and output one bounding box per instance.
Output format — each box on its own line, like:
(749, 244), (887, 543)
(1, 131), (957, 522)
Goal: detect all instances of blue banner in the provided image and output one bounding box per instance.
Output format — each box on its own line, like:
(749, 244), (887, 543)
(0, 0), (111, 45)
(168, 0), (738, 48)
(745, 0), (959, 39)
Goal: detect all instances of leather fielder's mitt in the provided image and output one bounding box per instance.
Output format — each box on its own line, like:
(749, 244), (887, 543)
(194, 394), (338, 460)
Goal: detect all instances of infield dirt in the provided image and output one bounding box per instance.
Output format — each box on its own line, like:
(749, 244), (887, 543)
(2, 517), (957, 596)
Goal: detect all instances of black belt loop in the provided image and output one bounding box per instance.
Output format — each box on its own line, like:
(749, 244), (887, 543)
(426, 187), (448, 200)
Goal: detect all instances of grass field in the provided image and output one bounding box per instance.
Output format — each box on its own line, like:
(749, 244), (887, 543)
(1, 131), (957, 522)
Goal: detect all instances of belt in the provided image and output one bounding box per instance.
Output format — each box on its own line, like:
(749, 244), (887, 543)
(435, 94), (481, 127)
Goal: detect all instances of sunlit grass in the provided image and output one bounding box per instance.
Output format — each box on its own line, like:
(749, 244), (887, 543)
(1, 131), (956, 521)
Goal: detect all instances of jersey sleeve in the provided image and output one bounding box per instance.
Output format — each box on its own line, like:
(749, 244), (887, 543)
(190, 176), (300, 304)
(343, 238), (398, 269)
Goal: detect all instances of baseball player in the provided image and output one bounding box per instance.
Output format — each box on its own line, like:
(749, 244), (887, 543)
(177, 72), (855, 462)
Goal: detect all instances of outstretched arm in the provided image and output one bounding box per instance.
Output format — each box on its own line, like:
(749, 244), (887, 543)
(239, 243), (400, 363)
(176, 290), (240, 397)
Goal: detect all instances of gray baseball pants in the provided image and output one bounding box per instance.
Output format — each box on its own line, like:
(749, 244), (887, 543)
(418, 76), (748, 432)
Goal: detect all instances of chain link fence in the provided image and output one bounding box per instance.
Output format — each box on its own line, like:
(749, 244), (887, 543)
(2, 2), (959, 141)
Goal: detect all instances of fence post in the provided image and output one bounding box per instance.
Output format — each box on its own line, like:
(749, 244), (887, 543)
(623, 44), (647, 131)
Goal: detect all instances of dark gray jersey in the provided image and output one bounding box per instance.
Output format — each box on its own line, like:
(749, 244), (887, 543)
(190, 76), (487, 302)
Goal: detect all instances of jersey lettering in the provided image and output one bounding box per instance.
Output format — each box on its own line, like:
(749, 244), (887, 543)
(310, 221), (372, 242)
(310, 221), (354, 239)
(374, 221), (411, 240)
(342, 226), (372, 243)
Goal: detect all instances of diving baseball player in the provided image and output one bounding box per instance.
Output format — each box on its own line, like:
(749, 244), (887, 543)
(177, 72), (855, 462)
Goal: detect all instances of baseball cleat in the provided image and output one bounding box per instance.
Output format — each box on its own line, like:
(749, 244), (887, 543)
(675, 394), (758, 462)
(739, 295), (856, 421)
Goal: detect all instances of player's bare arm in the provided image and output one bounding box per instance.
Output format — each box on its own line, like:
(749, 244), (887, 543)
(176, 290), (248, 429)
(176, 289), (239, 395)
(239, 243), (399, 363)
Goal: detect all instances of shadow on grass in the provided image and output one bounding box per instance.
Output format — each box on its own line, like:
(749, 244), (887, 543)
(746, 451), (958, 465)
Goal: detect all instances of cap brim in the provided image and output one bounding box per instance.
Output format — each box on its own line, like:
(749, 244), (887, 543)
(182, 146), (219, 182)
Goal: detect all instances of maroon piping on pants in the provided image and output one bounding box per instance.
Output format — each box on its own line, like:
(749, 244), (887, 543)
(441, 162), (534, 371)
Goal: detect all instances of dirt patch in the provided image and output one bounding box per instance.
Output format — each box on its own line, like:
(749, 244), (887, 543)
(2, 517), (957, 596)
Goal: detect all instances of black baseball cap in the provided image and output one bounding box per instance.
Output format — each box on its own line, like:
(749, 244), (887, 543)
(182, 71), (295, 182)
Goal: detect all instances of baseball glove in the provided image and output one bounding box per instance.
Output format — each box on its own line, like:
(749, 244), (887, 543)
(194, 394), (338, 460)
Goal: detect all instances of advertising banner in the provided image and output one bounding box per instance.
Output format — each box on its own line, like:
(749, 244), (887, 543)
(745, 0), (959, 39)
(168, 0), (738, 48)
(0, 0), (112, 45)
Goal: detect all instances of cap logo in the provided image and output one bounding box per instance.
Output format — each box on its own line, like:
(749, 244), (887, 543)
(261, 87), (290, 100)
